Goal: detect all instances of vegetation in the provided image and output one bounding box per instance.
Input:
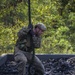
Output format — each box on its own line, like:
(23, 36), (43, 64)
(0, 0), (75, 54)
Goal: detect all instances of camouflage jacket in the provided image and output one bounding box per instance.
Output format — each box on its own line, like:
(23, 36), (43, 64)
(15, 27), (41, 52)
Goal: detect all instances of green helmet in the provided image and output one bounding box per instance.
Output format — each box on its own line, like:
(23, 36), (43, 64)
(35, 23), (46, 31)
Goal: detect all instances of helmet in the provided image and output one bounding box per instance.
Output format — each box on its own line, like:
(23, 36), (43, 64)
(35, 23), (46, 31)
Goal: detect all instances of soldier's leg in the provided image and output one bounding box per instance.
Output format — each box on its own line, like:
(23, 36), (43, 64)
(14, 48), (27, 75)
(34, 56), (45, 75)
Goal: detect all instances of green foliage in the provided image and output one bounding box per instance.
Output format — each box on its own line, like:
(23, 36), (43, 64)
(0, 0), (75, 54)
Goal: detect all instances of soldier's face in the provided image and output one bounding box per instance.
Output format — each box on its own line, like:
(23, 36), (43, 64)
(35, 27), (44, 36)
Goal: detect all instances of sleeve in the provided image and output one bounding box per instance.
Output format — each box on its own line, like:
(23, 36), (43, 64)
(17, 27), (28, 39)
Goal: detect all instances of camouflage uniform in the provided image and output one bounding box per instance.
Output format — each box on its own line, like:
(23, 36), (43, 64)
(14, 27), (45, 75)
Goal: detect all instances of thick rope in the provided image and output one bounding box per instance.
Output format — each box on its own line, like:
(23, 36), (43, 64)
(28, 0), (35, 75)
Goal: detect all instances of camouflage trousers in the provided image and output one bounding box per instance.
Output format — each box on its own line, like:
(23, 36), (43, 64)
(14, 47), (45, 75)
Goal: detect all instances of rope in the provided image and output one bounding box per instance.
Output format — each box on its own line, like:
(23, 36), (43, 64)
(27, 0), (35, 75)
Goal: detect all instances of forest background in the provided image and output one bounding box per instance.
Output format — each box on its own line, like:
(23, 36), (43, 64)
(0, 0), (75, 55)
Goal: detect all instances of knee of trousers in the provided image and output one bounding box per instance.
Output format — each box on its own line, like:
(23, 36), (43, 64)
(14, 56), (27, 65)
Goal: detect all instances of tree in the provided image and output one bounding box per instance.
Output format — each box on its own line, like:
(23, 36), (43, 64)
(0, 0), (75, 54)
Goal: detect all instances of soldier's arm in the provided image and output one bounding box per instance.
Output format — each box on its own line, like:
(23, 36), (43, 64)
(17, 27), (28, 39)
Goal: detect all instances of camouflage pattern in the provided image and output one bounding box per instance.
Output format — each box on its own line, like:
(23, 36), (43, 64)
(35, 23), (46, 31)
(14, 47), (45, 75)
(32, 35), (41, 48)
(14, 27), (45, 75)
(16, 27), (41, 52)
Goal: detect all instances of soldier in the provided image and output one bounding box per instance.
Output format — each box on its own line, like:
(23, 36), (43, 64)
(14, 23), (46, 75)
